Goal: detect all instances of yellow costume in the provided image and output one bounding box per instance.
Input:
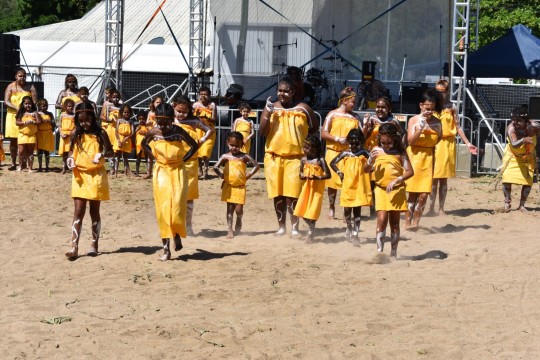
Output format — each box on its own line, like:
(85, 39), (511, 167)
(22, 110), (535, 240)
(17, 114), (38, 145)
(102, 106), (119, 149)
(147, 112), (156, 127)
(58, 113), (75, 155)
(135, 125), (149, 155)
(194, 105), (216, 158)
(405, 128), (439, 193)
(372, 153), (407, 211)
(339, 155), (372, 207)
(324, 112), (360, 189)
(5, 90), (31, 138)
(151, 138), (188, 238)
(264, 108), (310, 199)
(293, 163), (325, 220)
(61, 95), (81, 106)
(234, 118), (253, 154)
(177, 121), (200, 200)
(221, 158), (247, 204)
(501, 135), (537, 186)
(433, 107), (457, 178)
(37, 113), (55, 152)
(114, 120), (132, 152)
(71, 134), (110, 200)
(0, 136), (5, 162)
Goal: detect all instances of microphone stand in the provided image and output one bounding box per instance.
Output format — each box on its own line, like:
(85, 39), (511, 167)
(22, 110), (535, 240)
(399, 53), (407, 113)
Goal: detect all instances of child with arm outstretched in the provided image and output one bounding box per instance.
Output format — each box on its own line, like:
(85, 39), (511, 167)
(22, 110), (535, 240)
(330, 128), (372, 246)
(293, 133), (331, 243)
(213, 131), (260, 238)
(364, 123), (414, 257)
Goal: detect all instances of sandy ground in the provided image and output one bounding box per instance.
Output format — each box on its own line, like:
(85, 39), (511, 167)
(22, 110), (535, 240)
(1, 160), (540, 359)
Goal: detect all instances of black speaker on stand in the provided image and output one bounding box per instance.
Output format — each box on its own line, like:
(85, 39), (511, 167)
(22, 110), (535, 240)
(0, 34), (20, 81)
(400, 82), (428, 114)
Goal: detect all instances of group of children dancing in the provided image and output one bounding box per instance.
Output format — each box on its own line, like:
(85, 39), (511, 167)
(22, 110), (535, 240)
(4, 70), (538, 262)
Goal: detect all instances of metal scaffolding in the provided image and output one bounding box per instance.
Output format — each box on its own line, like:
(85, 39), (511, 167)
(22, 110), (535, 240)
(449, 0), (470, 118)
(103, 0), (124, 98)
(188, 0), (205, 99)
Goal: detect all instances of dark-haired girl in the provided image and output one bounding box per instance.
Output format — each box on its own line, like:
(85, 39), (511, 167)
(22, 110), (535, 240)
(15, 96), (41, 172)
(213, 131), (260, 239)
(65, 102), (113, 260)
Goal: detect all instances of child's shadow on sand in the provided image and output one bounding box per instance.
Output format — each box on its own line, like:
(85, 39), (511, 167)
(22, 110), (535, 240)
(105, 246), (161, 255)
(197, 228), (275, 238)
(399, 250), (448, 261)
(176, 248), (249, 262)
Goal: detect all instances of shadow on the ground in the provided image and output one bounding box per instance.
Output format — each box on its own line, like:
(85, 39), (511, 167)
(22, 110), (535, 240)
(399, 250), (448, 261)
(104, 245), (162, 255)
(176, 248), (249, 262)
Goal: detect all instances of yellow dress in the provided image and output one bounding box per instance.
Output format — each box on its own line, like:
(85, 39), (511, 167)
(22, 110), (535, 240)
(234, 118), (253, 154)
(339, 155), (372, 207)
(373, 153), (407, 211)
(501, 135), (537, 186)
(71, 134), (110, 200)
(17, 114), (38, 145)
(37, 113), (55, 151)
(324, 112), (360, 189)
(194, 105), (216, 158)
(293, 163), (325, 220)
(61, 94), (81, 106)
(0, 135), (5, 161)
(135, 125), (149, 155)
(147, 112), (156, 128)
(151, 138), (188, 238)
(264, 108), (310, 199)
(102, 107), (119, 149)
(114, 120), (132, 153)
(405, 128), (439, 193)
(5, 90), (31, 138)
(433, 107), (457, 178)
(177, 121), (200, 200)
(58, 113), (75, 155)
(221, 158), (247, 204)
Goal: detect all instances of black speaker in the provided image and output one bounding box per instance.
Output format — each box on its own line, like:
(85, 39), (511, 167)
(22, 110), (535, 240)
(362, 61), (377, 81)
(0, 34), (20, 50)
(529, 96), (540, 119)
(399, 82), (428, 114)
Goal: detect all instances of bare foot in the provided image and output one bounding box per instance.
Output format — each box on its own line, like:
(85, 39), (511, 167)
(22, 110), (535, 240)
(504, 203), (511, 213)
(187, 226), (195, 236)
(274, 227), (286, 236)
(390, 248), (397, 257)
(159, 249), (171, 261)
(327, 208), (335, 219)
(352, 237), (361, 247)
(174, 235), (183, 251)
(291, 228), (299, 238)
(65, 247), (78, 260)
(345, 229), (352, 242)
(227, 230), (234, 239)
(143, 173), (151, 179)
(234, 220), (242, 235)
(426, 208), (436, 217)
(304, 233), (314, 244)
(87, 240), (99, 257)
(518, 206), (529, 213)
(438, 209), (447, 216)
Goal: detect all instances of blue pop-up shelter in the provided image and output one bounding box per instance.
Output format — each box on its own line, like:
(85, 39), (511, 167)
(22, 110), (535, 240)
(465, 24), (540, 79)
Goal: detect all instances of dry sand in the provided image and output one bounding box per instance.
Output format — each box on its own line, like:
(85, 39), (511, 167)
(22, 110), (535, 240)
(1, 163), (540, 359)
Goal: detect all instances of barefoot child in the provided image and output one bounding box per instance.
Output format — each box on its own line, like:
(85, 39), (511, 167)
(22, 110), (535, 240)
(231, 102), (255, 154)
(193, 86), (217, 179)
(330, 128), (372, 246)
(501, 105), (540, 212)
(141, 103), (198, 261)
(114, 104), (134, 176)
(364, 123), (414, 256)
(15, 96), (41, 172)
(213, 131), (260, 238)
(36, 99), (55, 172)
(65, 102), (113, 260)
(293, 133), (331, 243)
(100, 89), (121, 175)
(58, 99), (76, 174)
(134, 110), (152, 177)
(173, 95), (214, 235)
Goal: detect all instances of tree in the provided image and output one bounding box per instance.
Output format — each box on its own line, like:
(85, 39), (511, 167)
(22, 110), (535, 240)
(473, 0), (540, 47)
(16, 0), (101, 27)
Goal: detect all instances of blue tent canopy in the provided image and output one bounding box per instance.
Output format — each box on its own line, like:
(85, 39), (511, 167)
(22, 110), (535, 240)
(464, 24), (540, 79)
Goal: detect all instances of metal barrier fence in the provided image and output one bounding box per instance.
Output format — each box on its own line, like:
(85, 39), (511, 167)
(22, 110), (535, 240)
(475, 117), (510, 175)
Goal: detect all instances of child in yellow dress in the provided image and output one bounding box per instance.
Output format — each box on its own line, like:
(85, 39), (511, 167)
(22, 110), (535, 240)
(141, 103), (198, 261)
(173, 95), (214, 235)
(213, 131), (260, 238)
(114, 104), (134, 176)
(134, 110), (152, 177)
(330, 128), (372, 246)
(231, 102), (255, 154)
(65, 102), (113, 260)
(101, 89), (121, 175)
(293, 134), (331, 243)
(36, 99), (55, 172)
(58, 99), (76, 174)
(147, 95), (163, 128)
(364, 123), (414, 256)
(193, 86), (217, 179)
(500, 105), (540, 212)
(15, 96), (42, 172)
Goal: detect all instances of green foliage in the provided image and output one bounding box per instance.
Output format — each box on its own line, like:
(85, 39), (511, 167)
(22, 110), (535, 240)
(473, 0), (540, 47)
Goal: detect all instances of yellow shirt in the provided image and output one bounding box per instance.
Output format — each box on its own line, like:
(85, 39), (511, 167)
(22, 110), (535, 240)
(265, 108), (310, 156)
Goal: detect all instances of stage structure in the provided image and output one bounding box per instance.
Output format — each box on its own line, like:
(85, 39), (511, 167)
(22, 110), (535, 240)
(102, 0), (124, 101)
(189, 0), (205, 99)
